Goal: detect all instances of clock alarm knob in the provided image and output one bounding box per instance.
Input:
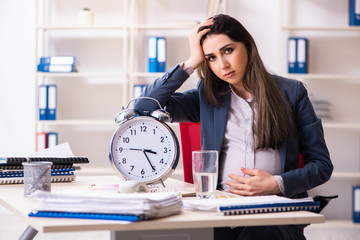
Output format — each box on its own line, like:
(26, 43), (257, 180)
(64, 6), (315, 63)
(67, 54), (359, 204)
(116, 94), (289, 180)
(150, 108), (171, 123)
(115, 108), (136, 123)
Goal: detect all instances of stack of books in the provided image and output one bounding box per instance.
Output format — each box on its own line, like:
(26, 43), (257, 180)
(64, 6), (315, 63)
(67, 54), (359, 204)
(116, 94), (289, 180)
(0, 157), (89, 184)
(29, 189), (182, 222)
(37, 56), (77, 73)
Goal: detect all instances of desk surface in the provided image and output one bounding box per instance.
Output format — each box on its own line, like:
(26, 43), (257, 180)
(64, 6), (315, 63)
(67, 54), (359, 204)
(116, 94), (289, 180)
(0, 175), (325, 233)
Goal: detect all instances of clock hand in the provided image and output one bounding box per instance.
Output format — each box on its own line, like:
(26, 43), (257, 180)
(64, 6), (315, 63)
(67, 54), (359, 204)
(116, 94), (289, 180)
(143, 149), (157, 154)
(142, 150), (156, 171)
(128, 148), (156, 154)
(128, 148), (142, 151)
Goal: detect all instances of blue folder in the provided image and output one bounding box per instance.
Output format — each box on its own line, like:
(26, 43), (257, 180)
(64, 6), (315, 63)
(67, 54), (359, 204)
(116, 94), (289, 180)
(349, 0), (360, 26)
(147, 36), (158, 72)
(29, 211), (140, 222)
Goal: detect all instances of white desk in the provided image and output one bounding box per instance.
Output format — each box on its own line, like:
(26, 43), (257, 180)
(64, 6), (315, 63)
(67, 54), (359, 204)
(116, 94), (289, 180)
(0, 175), (325, 240)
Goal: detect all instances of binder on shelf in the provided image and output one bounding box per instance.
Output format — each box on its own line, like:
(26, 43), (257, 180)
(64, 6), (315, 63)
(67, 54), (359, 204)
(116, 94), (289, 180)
(38, 85), (48, 120)
(156, 37), (167, 72)
(296, 38), (308, 74)
(47, 132), (58, 148)
(37, 63), (76, 73)
(40, 56), (76, 65)
(287, 38), (297, 73)
(133, 84), (148, 98)
(47, 85), (57, 120)
(36, 132), (47, 152)
(353, 186), (360, 223)
(349, 0), (360, 26)
(147, 36), (158, 72)
(38, 85), (57, 120)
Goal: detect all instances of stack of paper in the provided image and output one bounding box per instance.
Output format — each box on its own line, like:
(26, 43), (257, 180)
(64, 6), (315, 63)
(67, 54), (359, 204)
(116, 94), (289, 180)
(183, 195), (320, 215)
(29, 189), (182, 221)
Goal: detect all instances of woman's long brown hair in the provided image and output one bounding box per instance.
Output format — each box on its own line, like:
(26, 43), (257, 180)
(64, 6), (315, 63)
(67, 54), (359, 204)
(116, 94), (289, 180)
(197, 14), (295, 150)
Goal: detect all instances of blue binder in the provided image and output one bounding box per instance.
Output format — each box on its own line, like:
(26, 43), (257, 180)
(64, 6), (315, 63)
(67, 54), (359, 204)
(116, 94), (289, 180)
(47, 132), (58, 148)
(296, 38), (308, 74)
(353, 186), (360, 223)
(38, 63), (75, 72)
(287, 38), (297, 73)
(38, 85), (48, 120)
(40, 56), (76, 65)
(147, 36), (158, 72)
(157, 37), (167, 72)
(349, 0), (360, 26)
(47, 85), (57, 120)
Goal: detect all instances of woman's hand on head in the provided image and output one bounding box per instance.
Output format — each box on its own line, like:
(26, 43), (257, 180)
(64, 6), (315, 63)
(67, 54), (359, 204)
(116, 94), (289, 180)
(183, 19), (213, 70)
(225, 168), (281, 196)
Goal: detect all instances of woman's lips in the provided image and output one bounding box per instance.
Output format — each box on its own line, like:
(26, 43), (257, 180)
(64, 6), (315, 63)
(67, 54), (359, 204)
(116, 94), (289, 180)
(224, 71), (235, 78)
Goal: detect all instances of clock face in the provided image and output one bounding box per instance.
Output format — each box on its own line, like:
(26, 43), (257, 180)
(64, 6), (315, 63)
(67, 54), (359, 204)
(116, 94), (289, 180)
(109, 116), (179, 183)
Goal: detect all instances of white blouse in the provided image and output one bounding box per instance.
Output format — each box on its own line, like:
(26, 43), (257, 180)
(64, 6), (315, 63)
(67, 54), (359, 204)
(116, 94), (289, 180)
(218, 87), (284, 193)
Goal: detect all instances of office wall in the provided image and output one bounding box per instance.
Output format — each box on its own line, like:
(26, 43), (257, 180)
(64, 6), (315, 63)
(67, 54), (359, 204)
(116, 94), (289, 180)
(0, 0), (281, 157)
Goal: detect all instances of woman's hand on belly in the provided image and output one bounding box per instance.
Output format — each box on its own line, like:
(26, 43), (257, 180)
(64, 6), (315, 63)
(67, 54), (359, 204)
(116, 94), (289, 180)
(225, 168), (280, 196)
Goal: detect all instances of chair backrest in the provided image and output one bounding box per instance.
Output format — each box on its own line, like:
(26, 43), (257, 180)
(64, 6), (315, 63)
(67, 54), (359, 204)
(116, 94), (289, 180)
(178, 122), (304, 184)
(179, 122), (201, 183)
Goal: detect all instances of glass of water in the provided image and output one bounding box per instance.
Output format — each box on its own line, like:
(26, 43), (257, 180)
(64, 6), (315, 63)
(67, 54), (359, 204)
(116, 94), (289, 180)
(192, 150), (218, 199)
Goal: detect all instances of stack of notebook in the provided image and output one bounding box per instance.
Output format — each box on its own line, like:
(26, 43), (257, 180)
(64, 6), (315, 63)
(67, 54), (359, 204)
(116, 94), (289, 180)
(183, 195), (321, 215)
(0, 157), (89, 184)
(29, 189), (182, 222)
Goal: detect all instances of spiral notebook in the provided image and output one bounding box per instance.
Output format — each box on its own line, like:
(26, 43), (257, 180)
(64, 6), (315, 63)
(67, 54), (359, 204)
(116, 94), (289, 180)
(183, 195), (320, 215)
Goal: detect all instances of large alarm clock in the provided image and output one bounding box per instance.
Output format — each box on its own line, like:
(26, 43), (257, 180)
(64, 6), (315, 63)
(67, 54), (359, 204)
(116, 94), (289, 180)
(109, 97), (180, 187)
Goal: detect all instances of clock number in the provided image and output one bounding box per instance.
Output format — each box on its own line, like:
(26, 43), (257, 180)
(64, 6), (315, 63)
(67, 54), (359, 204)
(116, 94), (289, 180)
(118, 147), (123, 153)
(122, 158), (126, 164)
(163, 147), (168, 153)
(130, 165), (134, 171)
(153, 129), (156, 135)
(123, 137), (130, 143)
(160, 136), (164, 143)
(141, 169), (145, 175)
(140, 126), (147, 132)
(130, 129), (137, 135)
(152, 166), (156, 172)
(160, 158), (164, 164)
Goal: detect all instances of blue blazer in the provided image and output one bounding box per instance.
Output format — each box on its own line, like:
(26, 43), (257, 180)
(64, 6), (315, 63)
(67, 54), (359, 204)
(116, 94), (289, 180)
(135, 64), (333, 198)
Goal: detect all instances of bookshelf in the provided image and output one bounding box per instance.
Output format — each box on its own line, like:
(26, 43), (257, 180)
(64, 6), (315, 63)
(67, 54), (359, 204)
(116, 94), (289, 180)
(34, 0), (213, 168)
(279, 0), (360, 221)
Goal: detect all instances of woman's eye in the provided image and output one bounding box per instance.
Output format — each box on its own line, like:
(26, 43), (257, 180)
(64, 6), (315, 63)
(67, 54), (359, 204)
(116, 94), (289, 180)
(207, 56), (215, 62)
(224, 48), (233, 54)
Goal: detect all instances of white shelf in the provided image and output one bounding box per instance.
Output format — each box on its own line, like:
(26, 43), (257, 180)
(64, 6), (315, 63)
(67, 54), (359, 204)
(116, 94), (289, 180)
(133, 23), (197, 30)
(36, 72), (126, 78)
(37, 26), (126, 31)
(323, 123), (360, 130)
(132, 72), (199, 78)
(282, 25), (360, 32)
(36, 120), (117, 126)
(285, 73), (360, 80)
(331, 171), (360, 179)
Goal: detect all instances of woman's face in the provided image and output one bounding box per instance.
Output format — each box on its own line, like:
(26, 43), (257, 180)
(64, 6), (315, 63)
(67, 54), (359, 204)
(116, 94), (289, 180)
(202, 34), (248, 89)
